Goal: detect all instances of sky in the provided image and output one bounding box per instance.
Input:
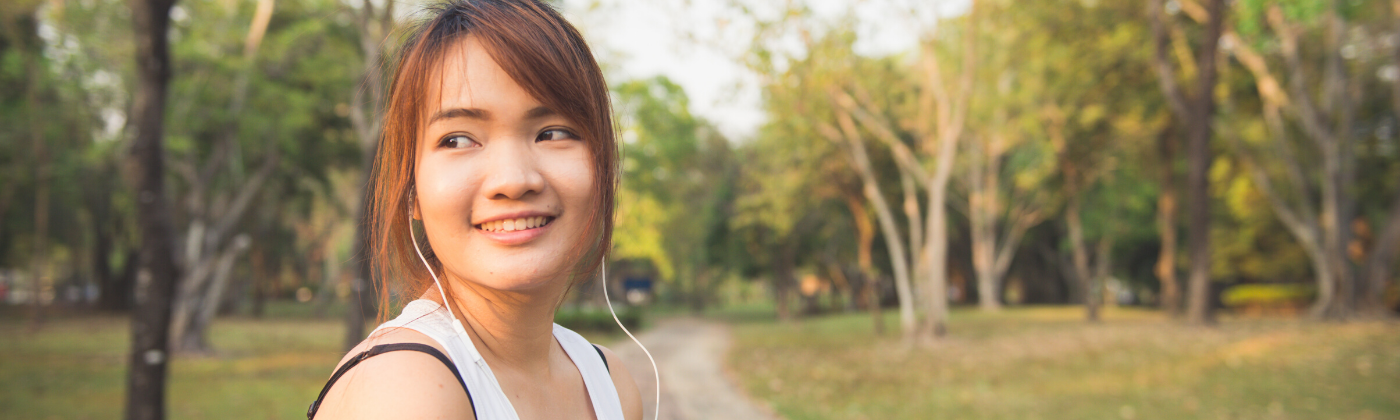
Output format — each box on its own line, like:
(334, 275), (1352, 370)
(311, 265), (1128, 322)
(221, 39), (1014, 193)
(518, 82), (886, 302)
(560, 0), (966, 142)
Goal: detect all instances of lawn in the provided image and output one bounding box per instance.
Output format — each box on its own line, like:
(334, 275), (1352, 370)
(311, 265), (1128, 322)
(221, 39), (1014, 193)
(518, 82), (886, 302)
(0, 304), (635, 420)
(6, 304), (1396, 420)
(726, 306), (1400, 420)
(0, 313), (343, 420)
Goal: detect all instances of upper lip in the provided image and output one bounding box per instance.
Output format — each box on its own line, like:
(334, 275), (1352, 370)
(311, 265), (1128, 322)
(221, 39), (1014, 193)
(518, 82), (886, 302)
(473, 210), (556, 226)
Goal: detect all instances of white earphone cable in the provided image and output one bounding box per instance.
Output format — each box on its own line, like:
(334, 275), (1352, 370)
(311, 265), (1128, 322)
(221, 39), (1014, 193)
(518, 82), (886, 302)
(602, 262), (660, 420)
(409, 213), (470, 337)
(412, 211), (660, 418)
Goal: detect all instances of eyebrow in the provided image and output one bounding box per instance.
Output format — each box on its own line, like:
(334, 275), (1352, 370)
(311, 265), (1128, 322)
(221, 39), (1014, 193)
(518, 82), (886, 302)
(427, 106), (557, 124)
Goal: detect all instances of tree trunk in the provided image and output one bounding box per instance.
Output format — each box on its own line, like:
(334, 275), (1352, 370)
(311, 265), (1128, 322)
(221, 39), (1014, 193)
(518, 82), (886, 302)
(169, 154), (277, 352)
(1362, 192), (1400, 317)
(827, 114), (917, 341)
(90, 175), (131, 312)
(164, 0), (278, 353)
(772, 240), (797, 322)
(176, 235), (251, 353)
(26, 40), (51, 331)
(690, 266), (709, 313)
(1150, 0), (1223, 326)
(913, 0), (979, 343)
(900, 171), (924, 304)
(969, 137), (997, 311)
(1093, 229), (1115, 313)
(920, 148), (954, 340)
(1184, 0), (1224, 326)
(1065, 193), (1096, 320)
(1155, 123), (1181, 316)
(344, 0), (394, 351)
(250, 247), (268, 318)
(190, 236), (250, 347)
(344, 195), (372, 350)
(843, 194), (884, 333)
(124, 0), (179, 416)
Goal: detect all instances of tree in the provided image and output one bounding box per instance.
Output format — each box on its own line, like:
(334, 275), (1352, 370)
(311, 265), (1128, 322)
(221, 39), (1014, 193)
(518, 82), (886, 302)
(1151, 0), (1227, 325)
(818, 2), (981, 342)
(165, 0), (280, 354)
(611, 76), (735, 312)
(956, 1), (1059, 311)
(344, 0), (395, 351)
(123, 0), (179, 416)
(1222, 0), (1400, 319)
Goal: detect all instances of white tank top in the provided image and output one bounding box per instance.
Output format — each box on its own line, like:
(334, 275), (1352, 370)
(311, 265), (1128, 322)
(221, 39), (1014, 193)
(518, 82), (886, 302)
(371, 299), (625, 420)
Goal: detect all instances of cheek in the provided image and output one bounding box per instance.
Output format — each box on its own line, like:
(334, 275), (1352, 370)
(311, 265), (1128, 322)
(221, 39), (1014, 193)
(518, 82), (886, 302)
(416, 158), (477, 217)
(555, 152), (596, 212)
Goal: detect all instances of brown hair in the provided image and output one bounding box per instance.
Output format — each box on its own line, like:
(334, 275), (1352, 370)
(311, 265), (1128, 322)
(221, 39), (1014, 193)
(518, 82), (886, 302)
(365, 0), (616, 320)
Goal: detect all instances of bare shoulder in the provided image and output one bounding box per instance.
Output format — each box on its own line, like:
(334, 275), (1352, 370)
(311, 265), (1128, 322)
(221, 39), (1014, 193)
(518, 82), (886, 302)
(312, 328), (474, 420)
(593, 344), (644, 420)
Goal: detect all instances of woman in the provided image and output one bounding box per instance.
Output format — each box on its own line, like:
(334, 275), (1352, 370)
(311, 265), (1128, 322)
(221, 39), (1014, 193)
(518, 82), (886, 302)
(307, 1), (643, 418)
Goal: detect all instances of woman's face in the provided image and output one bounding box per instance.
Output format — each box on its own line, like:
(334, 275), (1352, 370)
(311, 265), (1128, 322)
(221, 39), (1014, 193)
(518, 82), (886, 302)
(414, 36), (595, 293)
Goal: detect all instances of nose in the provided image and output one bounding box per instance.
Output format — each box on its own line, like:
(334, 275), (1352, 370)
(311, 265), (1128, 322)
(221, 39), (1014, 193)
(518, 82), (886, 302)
(480, 138), (544, 200)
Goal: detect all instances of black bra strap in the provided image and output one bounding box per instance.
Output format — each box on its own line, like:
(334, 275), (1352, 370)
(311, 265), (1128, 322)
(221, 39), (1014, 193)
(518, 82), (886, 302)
(592, 344), (609, 373)
(307, 343), (475, 419)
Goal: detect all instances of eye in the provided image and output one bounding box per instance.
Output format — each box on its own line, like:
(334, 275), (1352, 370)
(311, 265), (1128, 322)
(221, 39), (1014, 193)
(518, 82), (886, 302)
(438, 134), (479, 149)
(536, 128), (579, 142)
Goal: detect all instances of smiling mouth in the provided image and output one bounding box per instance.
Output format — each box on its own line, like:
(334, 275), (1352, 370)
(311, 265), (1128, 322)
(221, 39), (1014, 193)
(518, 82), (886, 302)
(475, 216), (555, 233)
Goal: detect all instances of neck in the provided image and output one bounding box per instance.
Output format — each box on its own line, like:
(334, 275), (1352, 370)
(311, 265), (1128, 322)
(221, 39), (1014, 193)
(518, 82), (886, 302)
(424, 277), (565, 373)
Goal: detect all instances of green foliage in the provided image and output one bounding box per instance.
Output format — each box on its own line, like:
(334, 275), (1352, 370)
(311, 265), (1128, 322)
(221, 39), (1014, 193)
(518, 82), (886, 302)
(1208, 156), (1312, 282)
(732, 25), (899, 281)
(611, 76), (739, 305)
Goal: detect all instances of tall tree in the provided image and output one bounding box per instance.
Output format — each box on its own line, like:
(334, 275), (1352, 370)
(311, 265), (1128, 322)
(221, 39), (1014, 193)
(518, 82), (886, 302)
(956, 4), (1056, 312)
(823, 2), (981, 342)
(344, 0), (395, 351)
(1151, 0), (1226, 325)
(166, 0), (280, 353)
(124, 0), (179, 416)
(910, 2), (978, 340)
(824, 88), (918, 335)
(1213, 0), (1400, 319)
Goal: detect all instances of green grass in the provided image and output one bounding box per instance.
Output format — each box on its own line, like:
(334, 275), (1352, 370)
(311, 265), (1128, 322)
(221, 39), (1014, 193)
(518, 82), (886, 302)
(0, 301), (645, 420)
(1, 312), (344, 420)
(727, 306), (1400, 420)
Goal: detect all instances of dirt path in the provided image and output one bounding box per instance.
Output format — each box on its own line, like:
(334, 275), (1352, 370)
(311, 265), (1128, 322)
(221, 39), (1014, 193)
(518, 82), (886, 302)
(608, 317), (780, 420)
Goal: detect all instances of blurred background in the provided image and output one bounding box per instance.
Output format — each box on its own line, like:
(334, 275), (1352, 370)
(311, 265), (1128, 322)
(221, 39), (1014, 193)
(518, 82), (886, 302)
(2, 0), (1399, 419)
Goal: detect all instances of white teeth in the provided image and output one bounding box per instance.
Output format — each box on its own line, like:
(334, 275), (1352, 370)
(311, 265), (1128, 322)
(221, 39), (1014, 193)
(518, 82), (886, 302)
(479, 217), (550, 232)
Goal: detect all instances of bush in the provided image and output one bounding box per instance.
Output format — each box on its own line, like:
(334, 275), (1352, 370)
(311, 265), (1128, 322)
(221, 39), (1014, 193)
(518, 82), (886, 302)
(1221, 283), (1315, 316)
(554, 307), (643, 332)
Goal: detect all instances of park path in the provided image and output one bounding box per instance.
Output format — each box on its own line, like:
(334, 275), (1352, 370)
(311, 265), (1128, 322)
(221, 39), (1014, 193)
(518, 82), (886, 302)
(608, 317), (781, 420)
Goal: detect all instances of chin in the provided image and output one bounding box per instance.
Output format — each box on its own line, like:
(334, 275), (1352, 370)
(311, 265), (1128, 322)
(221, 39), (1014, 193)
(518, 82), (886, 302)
(450, 254), (577, 294)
